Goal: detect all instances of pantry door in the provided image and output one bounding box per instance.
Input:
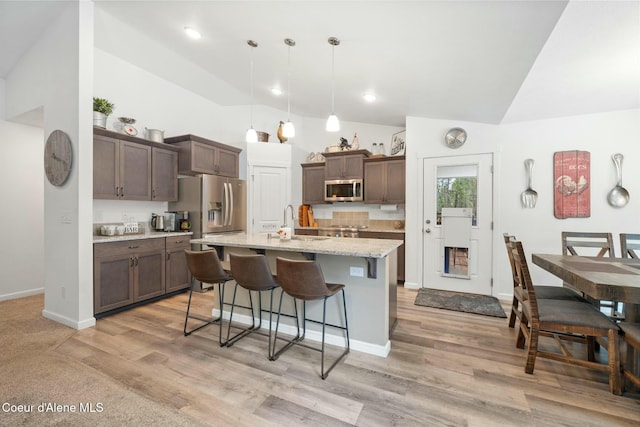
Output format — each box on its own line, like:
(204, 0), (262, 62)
(422, 154), (493, 295)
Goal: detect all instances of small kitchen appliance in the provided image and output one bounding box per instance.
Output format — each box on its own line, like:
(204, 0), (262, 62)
(151, 213), (164, 231)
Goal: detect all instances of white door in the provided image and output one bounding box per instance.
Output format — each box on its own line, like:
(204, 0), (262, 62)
(249, 165), (289, 234)
(422, 154), (493, 295)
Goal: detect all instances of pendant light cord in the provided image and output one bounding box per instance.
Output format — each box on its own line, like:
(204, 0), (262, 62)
(330, 43), (335, 114)
(249, 43), (254, 127)
(287, 43), (291, 120)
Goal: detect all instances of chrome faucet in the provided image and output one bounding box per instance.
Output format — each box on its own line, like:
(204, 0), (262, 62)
(283, 204), (295, 228)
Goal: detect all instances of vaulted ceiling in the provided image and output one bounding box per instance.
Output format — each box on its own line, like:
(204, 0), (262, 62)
(1, 1), (639, 127)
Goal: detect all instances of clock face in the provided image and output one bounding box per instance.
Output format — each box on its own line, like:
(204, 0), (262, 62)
(445, 127), (467, 149)
(44, 130), (73, 186)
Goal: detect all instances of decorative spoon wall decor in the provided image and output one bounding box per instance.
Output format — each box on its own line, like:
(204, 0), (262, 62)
(607, 153), (630, 208)
(521, 158), (538, 208)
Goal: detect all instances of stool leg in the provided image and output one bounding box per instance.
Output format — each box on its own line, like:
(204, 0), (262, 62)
(184, 278), (225, 336)
(271, 292), (302, 360)
(320, 290), (351, 380)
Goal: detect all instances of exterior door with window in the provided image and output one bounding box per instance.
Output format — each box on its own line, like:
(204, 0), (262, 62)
(422, 154), (493, 295)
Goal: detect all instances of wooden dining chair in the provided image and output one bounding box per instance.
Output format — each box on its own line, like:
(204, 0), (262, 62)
(620, 233), (640, 260)
(619, 322), (640, 391)
(509, 239), (622, 395)
(503, 234), (585, 329)
(561, 231), (622, 320)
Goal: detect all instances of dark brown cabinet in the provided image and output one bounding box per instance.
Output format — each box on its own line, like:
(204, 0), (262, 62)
(359, 231), (405, 283)
(301, 163), (326, 205)
(94, 238), (164, 314)
(93, 129), (178, 201)
(94, 236), (192, 315)
(165, 236), (191, 293)
(151, 147), (178, 201)
(164, 134), (241, 178)
(94, 134), (151, 200)
(364, 156), (405, 204)
(323, 150), (370, 180)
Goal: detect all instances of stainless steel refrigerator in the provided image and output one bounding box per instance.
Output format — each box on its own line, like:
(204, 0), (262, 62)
(169, 175), (246, 239)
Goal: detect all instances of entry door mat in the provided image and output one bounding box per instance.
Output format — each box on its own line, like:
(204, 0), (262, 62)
(414, 288), (507, 318)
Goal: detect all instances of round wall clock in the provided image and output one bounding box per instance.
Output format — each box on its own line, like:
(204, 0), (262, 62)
(44, 130), (73, 186)
(444, 127), (467, 149)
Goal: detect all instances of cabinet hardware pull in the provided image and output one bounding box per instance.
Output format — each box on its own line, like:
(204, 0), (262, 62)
(167, 253), (171, 260)
(128, 245), (139, 249)
(130, 257), (134, 267)
(175, 240), (183, 244)
(135, 256), (139, 266)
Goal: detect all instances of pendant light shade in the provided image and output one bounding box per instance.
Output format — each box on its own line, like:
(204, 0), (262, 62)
(326, 37), (340, 132)
(283, 38), (296, 139)
(246, 40), (258, 143)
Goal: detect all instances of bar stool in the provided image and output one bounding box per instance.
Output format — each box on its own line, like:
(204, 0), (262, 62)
(223, 253), (280, 356)
(271, 257), (350, 380)
(183, 249), (233, 346)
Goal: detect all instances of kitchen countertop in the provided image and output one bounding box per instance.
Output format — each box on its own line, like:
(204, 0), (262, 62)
(93, 231), (193, 244)
(191, 233), (402, 258)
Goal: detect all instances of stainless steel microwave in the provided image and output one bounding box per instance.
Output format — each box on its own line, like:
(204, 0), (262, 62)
(324, 179), (363, 202)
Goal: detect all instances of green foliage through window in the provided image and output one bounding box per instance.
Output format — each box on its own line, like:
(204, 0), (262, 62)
(436, 177), (477, 225)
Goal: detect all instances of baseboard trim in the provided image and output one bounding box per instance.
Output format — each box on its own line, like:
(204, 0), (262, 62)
(213, 309), (390, 358)
(42, 309), (95, 330)
(0, 288), (44, 302)
(403, 281), (420, 290)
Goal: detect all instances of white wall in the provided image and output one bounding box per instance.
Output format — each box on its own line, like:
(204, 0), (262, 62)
(5, 2), (95, 328)
(0, 79), (45, 301)
(405, 109), (640, 299)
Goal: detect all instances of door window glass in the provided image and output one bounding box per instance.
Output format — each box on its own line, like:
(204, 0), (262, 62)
(436, 164), (478, 225)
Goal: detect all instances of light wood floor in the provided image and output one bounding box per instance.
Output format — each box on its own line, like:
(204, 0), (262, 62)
(56, 286), (639, 426)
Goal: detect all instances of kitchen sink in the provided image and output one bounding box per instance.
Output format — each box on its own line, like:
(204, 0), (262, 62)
(291, 235), (329, 242)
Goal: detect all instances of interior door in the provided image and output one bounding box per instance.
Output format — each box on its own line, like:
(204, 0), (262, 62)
(422, 154), (493, 295)
(250, 165), (289, 233)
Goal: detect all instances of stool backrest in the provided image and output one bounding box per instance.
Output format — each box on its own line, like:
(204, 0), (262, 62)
(276, 257), (332, 300)
(561, 232), (615, 258)
(229, 253), (278, 291)
(620, 233), (640, 259)
(184, 250), (228, 284)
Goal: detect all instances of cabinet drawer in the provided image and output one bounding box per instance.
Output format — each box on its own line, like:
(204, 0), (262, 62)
(94, 238), (165, 257)
(166, 235), (190, 249)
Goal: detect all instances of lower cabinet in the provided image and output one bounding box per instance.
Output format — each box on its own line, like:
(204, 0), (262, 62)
(165, 236), (192, 293)
(94, 236), (189, 316)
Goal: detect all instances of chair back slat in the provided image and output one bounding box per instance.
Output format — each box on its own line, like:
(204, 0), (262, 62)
(507, 239), (539, 323)
(562, 232), (615, 258)
(620, 233), (640, 260)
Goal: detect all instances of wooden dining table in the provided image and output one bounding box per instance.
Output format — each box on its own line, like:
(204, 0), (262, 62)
(532, 254), (640, 322)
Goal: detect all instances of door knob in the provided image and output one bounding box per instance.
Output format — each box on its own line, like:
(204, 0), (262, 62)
(425, 228), (431, 233)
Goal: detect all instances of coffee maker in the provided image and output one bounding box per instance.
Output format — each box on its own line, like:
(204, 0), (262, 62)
(178, 211), (191, 231)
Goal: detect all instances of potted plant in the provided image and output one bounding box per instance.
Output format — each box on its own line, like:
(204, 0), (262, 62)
(93, 97), (114, 128)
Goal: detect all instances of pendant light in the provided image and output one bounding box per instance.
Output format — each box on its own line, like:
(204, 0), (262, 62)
(245, 40), (258, 143)
(282, 38), (296, 138)
(326, 36), (340, 132)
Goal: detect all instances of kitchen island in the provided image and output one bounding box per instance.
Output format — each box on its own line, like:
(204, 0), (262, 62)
(191, 233), (402, 357)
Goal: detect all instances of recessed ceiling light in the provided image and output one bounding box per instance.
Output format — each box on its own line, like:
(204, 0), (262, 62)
(363, 93), (376, 103)
(184, 27), (201, 40)
(271, 87), (283, 96)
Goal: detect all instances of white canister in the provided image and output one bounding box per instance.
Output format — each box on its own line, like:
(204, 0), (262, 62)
(279, 227), (292, 241)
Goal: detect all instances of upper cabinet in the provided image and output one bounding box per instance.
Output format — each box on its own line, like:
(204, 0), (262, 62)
(301, 163), (326, 205)
(164, 134), (241, 178)
(364, 156), (406, 204)
(93, 128), (179, 201)
(323, 150), (370, 180)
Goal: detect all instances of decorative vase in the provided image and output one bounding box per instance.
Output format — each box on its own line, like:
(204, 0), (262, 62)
(93, 111), (107, 128)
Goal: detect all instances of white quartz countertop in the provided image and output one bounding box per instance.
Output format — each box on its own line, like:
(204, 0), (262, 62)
(191, 233), (402, 258)
(93, 231), (193, 244)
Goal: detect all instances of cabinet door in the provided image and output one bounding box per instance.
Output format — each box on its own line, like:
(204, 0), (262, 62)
(216, 148), (240, 178)
(324, 157), (344, 180)
(94, 253), (134, 314)
(152, 147), (178, 201)
(302, 164), (326, 205)
(385, 159), (406, 204)
(134, 249), (165, 302)
(166, 245), (191, 293)
(120, 141), (152, 200)
(364, 161), (386, 203)
(93, 135), (119, 199)
(343, 154), (364, 179)
(191, 142), (217, 174)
